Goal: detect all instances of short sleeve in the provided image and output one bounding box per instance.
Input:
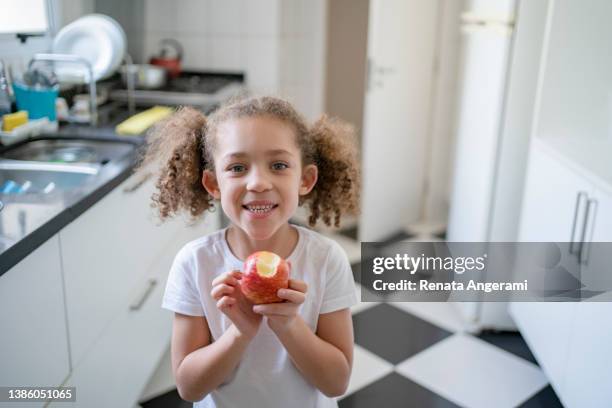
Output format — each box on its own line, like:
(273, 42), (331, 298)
(161, 245), (205, 316)
(320, 241), (358, 314)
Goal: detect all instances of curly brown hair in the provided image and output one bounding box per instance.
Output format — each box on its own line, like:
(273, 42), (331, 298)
(137, 95), (361, 228)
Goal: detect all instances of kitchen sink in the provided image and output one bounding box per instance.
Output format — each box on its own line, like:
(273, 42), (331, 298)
(0, 136), (139, 195)
(2, 138), (136, 165)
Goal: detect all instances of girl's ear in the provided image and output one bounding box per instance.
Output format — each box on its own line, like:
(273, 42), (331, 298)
(299, 164), (318, 196)
(202, 170), (221, 199)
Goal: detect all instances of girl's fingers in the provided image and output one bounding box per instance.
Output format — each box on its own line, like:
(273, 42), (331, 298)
(288, 279), (308, 293)
(210, 283), (234, 300)
(217, 295), (236, 310)
(212, 270), (241, 287)
(276, 288), (306, 304)
(253, 303), (295, 316)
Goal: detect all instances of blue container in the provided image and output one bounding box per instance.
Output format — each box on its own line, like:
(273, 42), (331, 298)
(13, 82), (59, 121)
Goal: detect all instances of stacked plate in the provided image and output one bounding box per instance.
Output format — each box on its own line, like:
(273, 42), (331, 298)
(52, 14), (127, 83)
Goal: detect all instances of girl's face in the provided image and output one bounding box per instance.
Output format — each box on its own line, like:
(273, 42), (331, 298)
(202, 116), (317, 241)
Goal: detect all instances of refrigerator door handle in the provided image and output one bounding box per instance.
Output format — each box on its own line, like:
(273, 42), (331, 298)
(569, 191), (588, 256)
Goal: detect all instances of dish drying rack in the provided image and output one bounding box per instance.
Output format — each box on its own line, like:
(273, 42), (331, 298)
(1, 53), (137, 146)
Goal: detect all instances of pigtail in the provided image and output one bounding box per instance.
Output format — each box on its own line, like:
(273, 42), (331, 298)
(304, 114), (361, 227)
(137, 106), (214, 221)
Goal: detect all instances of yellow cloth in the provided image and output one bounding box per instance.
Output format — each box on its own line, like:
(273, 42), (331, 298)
(115, 106), (174, 135)
(2, 111), (28, 131)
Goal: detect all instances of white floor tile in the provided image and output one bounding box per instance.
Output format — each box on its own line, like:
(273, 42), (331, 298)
(339, 344), (394, 399)
(386, 301), (469, 333)
(395, 334), (548, 408)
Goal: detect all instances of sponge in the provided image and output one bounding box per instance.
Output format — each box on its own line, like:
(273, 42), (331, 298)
(2, 111), (28, 132)
(115, 106), (174, 136)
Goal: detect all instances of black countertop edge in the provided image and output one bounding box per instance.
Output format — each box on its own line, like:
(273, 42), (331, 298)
(0, 155), (139, 276)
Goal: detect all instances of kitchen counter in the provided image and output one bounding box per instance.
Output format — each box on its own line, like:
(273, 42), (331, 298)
(0, 104), (146, 276)
(0, 73), (245, 277)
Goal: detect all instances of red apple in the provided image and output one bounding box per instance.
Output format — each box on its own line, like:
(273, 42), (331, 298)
(240, 251), (291, 304)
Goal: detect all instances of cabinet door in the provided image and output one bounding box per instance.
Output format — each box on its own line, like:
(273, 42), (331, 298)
(512, 142), (591, 401)
(560, 186), (612, 408)
(60, 173), (185, 367)
(561, 302), (612, 408)
(48, 213), (219, 408)
(518, 141), (593, 242)
(0, 236), (70, 395)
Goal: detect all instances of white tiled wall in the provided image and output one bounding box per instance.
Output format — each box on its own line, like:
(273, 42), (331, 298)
(142, 0), (326, 120)
(279, 0), (327, 121)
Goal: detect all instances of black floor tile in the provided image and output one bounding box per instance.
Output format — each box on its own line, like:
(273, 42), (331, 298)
(477, 330), (538, 366)
(518, 385), (563, 408)
(352, 304), (452, 364)
(140, 389), (191, 408)
(339, 372), (460, 408)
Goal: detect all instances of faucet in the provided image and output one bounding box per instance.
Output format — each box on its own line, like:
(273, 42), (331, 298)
(122, 53), (136, 115)
(28, 53), (98, 126)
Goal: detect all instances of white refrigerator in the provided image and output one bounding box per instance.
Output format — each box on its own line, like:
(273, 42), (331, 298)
(447, 0), (548, 330)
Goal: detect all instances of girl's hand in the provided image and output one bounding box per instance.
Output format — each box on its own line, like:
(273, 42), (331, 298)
(252, 279), (307, 334)
(211, 270), (263, 340)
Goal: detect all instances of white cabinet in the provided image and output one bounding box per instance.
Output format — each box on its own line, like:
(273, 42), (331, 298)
(513, 141), (581, 396)
(0, 236), (70, 396)
(59, 173), (185, 367)
(512, 139), (612, 407)
(48, 248), (174, 408)
(49, 189), (219, 408)
(562, 185), (612, 408)
(562, 302), (612, 408)
(518, 140), (593, 242)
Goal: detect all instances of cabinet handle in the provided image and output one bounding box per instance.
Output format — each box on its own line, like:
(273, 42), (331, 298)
(123, 172), (152, 194)
(569, 192), (588, 255)
(579, 198), (598, 266)
(130, 278), (158, 311)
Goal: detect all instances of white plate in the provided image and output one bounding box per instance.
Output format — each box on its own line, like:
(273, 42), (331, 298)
(52, 14), (126, 83)
(78, 14), (126, 77)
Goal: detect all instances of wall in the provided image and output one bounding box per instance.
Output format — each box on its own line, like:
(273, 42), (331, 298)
(324, 0), (369, 142)
(94, 0), (145, 63)
(279, 0), (327, 121)
(142, 0), (327, 120)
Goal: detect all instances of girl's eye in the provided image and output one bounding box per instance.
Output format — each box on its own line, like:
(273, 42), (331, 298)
(272, 162), (288, 171)
(228, 164), (246, 173)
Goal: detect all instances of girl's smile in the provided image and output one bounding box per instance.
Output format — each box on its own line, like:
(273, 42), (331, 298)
(242, 200), (279, 219)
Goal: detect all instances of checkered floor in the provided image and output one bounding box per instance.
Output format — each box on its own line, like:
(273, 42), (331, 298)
(140, 229), (565, 408)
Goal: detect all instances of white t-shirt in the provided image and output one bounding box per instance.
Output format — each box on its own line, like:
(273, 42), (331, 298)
(161, 224), (358, 408)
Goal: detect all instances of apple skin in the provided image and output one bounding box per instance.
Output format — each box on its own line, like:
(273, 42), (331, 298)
(240, 251), (291, 304)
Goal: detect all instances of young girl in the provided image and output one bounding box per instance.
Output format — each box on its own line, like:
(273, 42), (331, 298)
(141, 96), (361, 407)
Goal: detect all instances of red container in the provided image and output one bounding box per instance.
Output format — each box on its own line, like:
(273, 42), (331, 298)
(149, 39), (183, 79)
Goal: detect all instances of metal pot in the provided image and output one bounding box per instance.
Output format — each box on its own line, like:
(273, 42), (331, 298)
(120, 64), (167, 89)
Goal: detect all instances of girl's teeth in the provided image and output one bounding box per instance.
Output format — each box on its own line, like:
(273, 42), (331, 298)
(246, 205), (275, 213)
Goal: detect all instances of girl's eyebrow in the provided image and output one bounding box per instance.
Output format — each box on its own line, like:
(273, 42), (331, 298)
(222, 149), (293, 161)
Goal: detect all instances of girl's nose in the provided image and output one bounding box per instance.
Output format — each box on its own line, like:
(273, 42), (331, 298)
(246, 167), (272, 192)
